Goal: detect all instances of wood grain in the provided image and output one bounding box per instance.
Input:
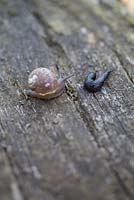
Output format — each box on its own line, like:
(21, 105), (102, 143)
(0, 0), (134, 199)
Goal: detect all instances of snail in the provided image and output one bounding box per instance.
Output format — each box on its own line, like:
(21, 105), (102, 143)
(84, 68), (113, 92)
(25, 67), (73, 99)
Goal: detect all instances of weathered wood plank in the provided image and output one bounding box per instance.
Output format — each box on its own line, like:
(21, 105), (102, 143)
(0, 0), (134, 199)
(25, 0), (134, 196)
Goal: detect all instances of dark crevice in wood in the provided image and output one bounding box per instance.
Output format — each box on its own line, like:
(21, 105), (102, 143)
(111, 48), (134, 86)
(75, 101), (101, 148)
(112, 169), (134, 200)
(31, 11), (72, 75)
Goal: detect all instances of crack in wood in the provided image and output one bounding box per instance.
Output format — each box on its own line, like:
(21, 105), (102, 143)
(110, 47), (134, 85)
(112, 168), (134, 200)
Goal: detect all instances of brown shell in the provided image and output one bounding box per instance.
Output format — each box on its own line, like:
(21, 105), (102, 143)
(28, 67), (59, 94)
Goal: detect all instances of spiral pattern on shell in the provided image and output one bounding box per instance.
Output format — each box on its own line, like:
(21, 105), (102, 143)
(26, 67), (66, 99)
(28, 68), (58, 94)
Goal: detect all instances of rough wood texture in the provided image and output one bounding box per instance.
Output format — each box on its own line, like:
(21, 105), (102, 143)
(0, 0), (134, 199)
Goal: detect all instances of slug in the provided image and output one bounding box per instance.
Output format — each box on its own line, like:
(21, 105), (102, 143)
(84, 68), (113, 92)
(26, 67), (73, 99)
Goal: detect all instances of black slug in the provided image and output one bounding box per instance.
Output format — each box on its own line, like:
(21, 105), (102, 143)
(84, 68), (113, 92)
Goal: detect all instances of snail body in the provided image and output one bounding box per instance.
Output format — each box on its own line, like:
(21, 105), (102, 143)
(26, 67), (72, 99)
(84, 68), (112, 92)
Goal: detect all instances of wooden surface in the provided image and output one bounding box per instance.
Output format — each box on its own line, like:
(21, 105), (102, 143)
(0, 0), (134, 199)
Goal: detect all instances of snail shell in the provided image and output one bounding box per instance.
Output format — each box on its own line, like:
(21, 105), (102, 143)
(26, 67), (72, 99)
